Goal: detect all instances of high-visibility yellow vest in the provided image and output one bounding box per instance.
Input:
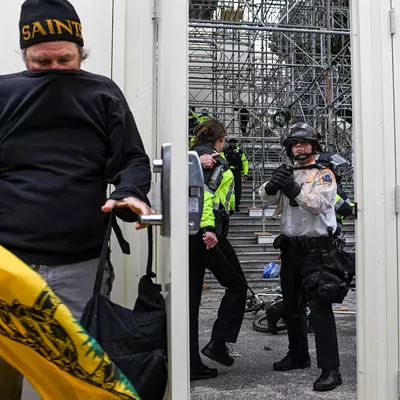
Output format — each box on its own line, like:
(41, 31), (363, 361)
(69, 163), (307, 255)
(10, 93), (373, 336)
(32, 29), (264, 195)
(0, 245), (140, 400)
(334, 193), (354, 221)
(198, 151), (235, 230)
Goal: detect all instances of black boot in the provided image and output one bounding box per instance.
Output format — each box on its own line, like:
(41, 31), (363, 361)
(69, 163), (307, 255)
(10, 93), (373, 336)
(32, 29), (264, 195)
(190, 363), (218, 382)
(273, 352), (311, 372)
(201, 341), (234, 367)
(313, 368), (342, 392)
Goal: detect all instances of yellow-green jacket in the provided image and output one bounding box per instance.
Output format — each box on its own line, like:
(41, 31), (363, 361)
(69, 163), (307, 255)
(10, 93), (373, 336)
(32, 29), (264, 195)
(189, 113), (212, 129)
(188, 114), (212, 148)
(334, 186), (355, 222)
(193, 146), (235, 232)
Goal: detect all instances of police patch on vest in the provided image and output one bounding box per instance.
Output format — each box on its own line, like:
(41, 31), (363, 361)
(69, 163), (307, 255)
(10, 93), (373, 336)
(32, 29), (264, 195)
(322, 172), (333, 183)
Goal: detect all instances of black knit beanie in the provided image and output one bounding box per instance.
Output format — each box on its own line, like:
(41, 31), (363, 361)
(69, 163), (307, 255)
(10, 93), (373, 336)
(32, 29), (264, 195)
(19, 0), (84, 49)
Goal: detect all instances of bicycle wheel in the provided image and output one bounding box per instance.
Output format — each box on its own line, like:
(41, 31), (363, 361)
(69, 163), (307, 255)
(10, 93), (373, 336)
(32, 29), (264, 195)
(252, 313), (270, 333)
(253, 313), (287, 334)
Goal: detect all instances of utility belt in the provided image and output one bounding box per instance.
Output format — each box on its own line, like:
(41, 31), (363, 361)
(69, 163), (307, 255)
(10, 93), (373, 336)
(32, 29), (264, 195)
(213, 206), (230, 238)
(274, 234), (355, 304)
(273, 234), (333, 254)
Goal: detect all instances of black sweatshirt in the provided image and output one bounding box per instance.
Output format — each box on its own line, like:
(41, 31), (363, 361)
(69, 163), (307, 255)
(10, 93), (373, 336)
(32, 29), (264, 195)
(0, 69), (151, 265)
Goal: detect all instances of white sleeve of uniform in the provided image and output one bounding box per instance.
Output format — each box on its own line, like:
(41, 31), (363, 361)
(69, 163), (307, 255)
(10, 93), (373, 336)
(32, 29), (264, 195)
(295, 169), (336, 215)
(259, 181), (281, 205)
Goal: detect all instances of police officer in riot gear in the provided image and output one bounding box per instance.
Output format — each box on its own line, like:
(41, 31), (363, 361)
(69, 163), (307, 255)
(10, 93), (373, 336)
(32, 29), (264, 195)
(259, 122), (342, 392)
(189, 120), (247, 382)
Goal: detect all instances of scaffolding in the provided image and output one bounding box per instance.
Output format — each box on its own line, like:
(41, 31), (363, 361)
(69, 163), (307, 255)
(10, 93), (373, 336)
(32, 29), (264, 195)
(189, 0), (352, 187)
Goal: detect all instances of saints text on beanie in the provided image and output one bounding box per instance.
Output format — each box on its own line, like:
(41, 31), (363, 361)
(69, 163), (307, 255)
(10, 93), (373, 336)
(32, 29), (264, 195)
(19, 0), (84, 49)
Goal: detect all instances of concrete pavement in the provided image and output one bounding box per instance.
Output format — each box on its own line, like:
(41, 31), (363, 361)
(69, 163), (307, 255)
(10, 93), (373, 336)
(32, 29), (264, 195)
(191, 289), (357, 400)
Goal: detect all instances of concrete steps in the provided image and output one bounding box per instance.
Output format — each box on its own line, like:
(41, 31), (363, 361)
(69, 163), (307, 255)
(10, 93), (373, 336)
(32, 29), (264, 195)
(203, 274), (281, 290)
(229, 226), (355, 237)
(204, 267), (274, 282)
(228, 235), (355, 248)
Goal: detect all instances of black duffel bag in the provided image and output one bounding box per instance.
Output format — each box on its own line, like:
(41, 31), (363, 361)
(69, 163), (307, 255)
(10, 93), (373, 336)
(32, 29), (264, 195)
(81, 212), (168, 400)
(318, 247), (355, 304)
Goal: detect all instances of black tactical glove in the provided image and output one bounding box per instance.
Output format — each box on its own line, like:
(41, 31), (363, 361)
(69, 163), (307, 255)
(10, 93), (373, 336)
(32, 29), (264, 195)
(270, 167), (294, 191)
(264, 180), (279, 195)
(271, 167), (301, 200)
(283, 182), (301, 200)
(267, 165), (288, 192)
(271, 164), (289, 178)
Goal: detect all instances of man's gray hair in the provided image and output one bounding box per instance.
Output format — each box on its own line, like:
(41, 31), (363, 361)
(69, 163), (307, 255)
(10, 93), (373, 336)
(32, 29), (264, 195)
(78, 46), (89, 61)
(22, 44), (89, 66)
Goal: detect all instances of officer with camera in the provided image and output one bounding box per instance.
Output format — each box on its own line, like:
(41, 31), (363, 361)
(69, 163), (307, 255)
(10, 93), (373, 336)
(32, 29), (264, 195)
(189, 120), (247, 382)
(259, 123), (342, 392)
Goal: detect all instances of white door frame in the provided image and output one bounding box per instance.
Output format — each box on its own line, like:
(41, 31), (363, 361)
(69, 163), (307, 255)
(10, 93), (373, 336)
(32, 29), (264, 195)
(156, 0), (191, 397)
(391, 0), (400, 395)
(351, 0), (399, 398)
(116, 0), (191, 398)
(110, 0), (157, 307)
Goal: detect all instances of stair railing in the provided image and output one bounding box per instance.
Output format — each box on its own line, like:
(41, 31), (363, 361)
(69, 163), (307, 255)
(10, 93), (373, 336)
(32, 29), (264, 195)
(252, 161), (264, 208)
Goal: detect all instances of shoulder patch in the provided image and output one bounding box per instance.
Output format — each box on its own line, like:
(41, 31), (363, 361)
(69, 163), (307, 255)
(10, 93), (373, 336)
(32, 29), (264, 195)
(322, 172), (332, 183)
(318, 169), (335, 186)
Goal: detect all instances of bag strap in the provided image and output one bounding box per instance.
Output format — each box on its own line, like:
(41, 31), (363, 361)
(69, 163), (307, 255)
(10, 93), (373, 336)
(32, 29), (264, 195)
(146, 226), (155, 278)
(93, 212), (155, 295)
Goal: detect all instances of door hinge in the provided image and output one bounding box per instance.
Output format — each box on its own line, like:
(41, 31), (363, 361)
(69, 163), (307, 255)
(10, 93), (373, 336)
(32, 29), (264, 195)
(396, 186), (400, 213)
(390, 8), (396, 35)
(152, 0), (160, 20)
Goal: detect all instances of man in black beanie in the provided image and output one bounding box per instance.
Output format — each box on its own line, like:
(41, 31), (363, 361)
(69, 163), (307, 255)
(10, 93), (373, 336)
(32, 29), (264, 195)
(0, 1), (153, 398)
(19, 0), (85, 69)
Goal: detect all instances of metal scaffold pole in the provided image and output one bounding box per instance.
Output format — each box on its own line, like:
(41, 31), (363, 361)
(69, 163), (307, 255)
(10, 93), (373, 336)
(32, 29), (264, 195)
(189, 0), (352, 185)
(326, 0), (334, 151)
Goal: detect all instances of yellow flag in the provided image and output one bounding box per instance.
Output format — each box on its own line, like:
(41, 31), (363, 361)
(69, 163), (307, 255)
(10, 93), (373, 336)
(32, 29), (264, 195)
(0, 245), (140, 400)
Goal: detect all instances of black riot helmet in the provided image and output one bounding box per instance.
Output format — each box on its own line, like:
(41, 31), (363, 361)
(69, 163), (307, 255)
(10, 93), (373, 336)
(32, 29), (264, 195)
(283, 122), (322, 160)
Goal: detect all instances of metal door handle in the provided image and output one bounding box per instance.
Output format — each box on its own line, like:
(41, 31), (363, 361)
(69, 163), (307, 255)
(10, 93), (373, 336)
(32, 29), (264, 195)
(138, 143), (171, 237)
(138, 214), (163, 225)
(138, 145), (204, 236)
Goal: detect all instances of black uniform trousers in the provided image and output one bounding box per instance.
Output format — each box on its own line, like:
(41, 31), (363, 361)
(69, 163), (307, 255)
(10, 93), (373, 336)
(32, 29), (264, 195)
(232, 169), (242, 210)
(189, 233), (247, 370)
(280, 240), (340, 369)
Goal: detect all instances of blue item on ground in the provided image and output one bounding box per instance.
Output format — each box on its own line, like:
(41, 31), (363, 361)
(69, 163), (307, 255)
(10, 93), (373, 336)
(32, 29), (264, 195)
(263, 262), (281, 279)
